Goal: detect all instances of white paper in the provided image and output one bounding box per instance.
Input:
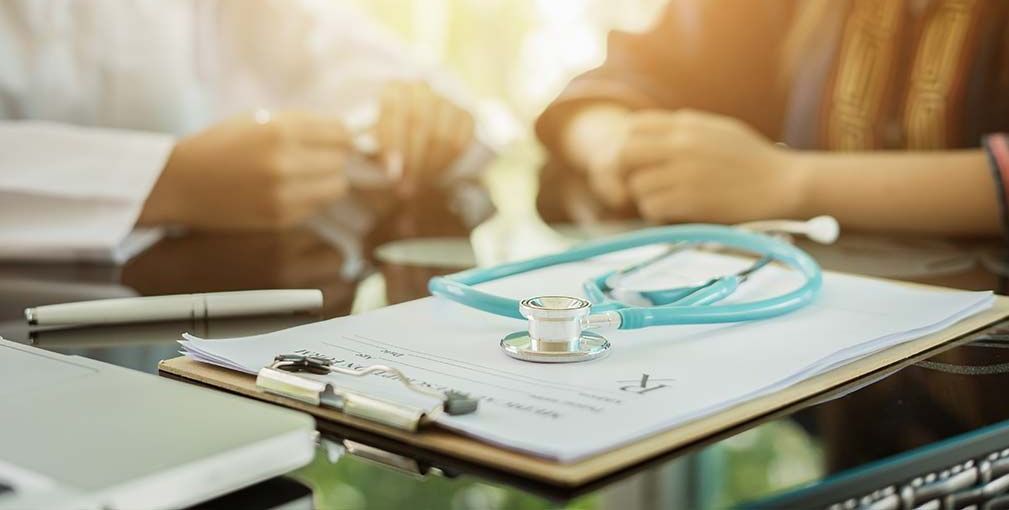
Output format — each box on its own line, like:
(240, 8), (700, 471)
(0, 122), (174, 264)
(180, 250), (993, 462)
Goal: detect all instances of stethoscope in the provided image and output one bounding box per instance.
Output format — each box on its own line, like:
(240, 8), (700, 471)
(429, 217), (839, 363)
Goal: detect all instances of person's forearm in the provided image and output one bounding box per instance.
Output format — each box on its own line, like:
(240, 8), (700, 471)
(793, 149), (1000, 236)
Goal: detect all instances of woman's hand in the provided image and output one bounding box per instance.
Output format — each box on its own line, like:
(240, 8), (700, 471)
(563, 106), (1001, 235)
(558, 103), (634, 210)
(617, 109), (806, 224)
(376, 81), (475, 196)
(141, 111), (351, 230)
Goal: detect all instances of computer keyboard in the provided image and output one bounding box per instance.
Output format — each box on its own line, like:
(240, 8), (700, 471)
(752, 425), (1009, 509)
(829, 449), (1009, 510)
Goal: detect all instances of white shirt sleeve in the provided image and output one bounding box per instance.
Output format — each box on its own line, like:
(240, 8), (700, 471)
(0, 121), (174, 262)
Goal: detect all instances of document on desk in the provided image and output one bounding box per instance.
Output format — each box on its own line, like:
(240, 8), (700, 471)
(180, 250), (993, 462)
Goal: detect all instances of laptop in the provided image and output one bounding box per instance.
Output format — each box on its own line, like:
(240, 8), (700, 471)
(0, 339), (316, 510)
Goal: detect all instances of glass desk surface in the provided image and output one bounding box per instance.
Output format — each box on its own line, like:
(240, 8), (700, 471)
(1, 226), (1006, 510)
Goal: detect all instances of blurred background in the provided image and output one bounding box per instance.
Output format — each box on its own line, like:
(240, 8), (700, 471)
(343, 0), (668, 217)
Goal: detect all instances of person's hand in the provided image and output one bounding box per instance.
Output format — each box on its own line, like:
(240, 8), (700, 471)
(559, 103), (634, 210)
(617, 109), (806, 224)
(141, 111), (350, 230)
(581, 121), (633, 211)
(376, 81), (475, 197)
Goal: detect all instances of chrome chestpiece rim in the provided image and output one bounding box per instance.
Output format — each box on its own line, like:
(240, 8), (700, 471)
(499, 296), (611, 363)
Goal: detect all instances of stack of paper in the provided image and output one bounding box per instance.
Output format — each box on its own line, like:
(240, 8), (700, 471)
(181, 250), (993, 462)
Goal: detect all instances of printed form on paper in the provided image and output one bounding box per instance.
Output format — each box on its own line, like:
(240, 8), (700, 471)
(181, 250), (993, 462)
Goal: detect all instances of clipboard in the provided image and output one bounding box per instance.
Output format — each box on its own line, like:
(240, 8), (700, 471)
(159, 291), (1009, 488)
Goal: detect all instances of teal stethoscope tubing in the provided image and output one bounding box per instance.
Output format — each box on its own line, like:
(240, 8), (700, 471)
(428, 224), (822, 330)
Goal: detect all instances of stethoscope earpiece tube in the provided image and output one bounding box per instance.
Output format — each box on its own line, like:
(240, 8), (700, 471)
(428, 276), (526, 320)
(428, 224), (822, 334)
(612, 228), (821, 329)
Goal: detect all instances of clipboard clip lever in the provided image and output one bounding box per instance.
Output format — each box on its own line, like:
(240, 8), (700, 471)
(255, 353), (478, 432)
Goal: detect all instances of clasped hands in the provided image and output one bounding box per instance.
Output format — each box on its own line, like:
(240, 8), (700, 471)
(142, 81), (474, 230)
(578, 109), (808, 224)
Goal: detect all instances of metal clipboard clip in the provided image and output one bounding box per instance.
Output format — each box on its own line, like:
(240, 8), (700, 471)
(255, 354), (478, 432)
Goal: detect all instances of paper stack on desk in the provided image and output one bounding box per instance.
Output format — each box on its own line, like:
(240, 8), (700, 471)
(180, 249), (993, 462)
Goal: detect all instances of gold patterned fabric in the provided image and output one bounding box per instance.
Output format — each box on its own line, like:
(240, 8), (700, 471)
(825, 0), (904, 150)
(903, 0), (979, 149)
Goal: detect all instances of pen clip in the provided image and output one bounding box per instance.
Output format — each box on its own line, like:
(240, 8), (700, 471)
(256, 353), (478, 432)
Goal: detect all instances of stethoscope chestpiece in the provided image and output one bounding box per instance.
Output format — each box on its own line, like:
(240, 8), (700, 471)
(500, 296), (611, 363)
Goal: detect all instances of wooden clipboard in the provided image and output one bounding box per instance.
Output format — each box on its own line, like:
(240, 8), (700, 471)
(159, 291), (1009, 488)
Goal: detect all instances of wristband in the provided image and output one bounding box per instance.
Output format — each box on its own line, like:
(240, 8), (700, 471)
(983, 133), (1009, 248)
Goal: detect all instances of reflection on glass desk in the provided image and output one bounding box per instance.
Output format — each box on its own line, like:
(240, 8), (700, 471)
(1, 226), (1008, 509)
(28, 315), (318, 375)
